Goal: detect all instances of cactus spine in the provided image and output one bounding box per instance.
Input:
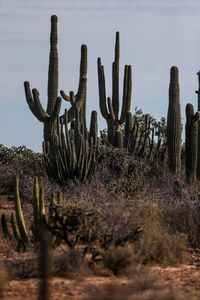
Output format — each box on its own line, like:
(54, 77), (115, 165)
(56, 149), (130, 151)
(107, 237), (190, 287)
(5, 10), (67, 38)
(167, 66), (182, 174)
(97, 32), (132, 145)
(185, 103), (200, 183)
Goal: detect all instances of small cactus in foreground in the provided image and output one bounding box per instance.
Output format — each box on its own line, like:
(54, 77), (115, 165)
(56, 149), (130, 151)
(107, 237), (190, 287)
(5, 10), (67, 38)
(1, 177), (63, 251)
(167, 66), (182, 174)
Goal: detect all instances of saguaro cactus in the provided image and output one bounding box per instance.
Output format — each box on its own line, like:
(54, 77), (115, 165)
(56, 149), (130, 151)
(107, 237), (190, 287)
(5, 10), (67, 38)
(24, 15), (61, 143)
(24, 15), (93, 182)
(167, 66), (182, 174)
(195, 71), (200, 178)
(44, 107), (98, 183)
(97, 32), (132, 145)
(185, 103), (200, 183)
(24, 15), (86, 142)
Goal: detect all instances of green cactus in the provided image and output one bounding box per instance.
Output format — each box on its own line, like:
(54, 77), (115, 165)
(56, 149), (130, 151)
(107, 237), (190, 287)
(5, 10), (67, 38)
(97, 32), (132, 145)
(167, 66), (182, 174)
(195, 71), (200, 178)
(15, 177), (29, 244)
(24, 15), (89, 182)
(0, 177), (65, 251)
(185, 103), (200, 183)
(10, 212), (25, 251)
(44, 106), (98, 183)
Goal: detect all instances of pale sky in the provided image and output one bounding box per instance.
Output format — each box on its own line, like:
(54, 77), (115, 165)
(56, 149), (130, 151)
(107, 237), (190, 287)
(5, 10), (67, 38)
(0, 0), (200, 151)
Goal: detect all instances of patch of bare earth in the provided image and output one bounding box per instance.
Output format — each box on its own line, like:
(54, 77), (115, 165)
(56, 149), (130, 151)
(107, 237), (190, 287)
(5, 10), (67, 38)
(1, 264), (200, 300)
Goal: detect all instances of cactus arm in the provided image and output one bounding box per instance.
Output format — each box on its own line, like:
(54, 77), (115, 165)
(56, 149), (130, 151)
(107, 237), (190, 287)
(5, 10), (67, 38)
(76, 77), (87, 109)
(52, 96), (62, 120)
(112, 32), (120, 119)
(24, 81), (48, 122)
(120, 65), (132, 124)
(11, 212), (22, 242)
(39, 185), (46, 221)
(60, 45), (87, 121)
(32, 176), (40, 239)
(89, 110), (98, 146)
(107, 97), (115, 121)
(32, 89), (49, 121)
(15, 177), (29, 243)
(47, 15), (58, 115)
(97, 58), (109, 119)
(24, 81), (37, 115)
(60, 90), (71, 102)
(194, 111), (200, 122)
(124, 111), (133, 149)
(77, 44), (87, 94)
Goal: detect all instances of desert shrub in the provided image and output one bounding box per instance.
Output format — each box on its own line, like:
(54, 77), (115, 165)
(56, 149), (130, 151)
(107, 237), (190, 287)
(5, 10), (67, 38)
(46, 203), (98, 249)
(162, 197), (200, 248)
(53, 249), (92, 277)
(5, 256), (39, 279)
(133, 204), (187, 265)
(0, 144), (45, 195)
(102, 244), (134, 276)
(97, 145), (152, 195)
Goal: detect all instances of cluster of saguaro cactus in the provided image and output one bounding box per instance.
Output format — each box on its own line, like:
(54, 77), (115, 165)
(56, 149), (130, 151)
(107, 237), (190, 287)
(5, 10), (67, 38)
(97, 32), (132, 146)
(43, 106), (98, 183)
(167, 66), (182, 174)
(23, 15), (200, 185)
(24, 15), (97, 183)
(124, 111), (166, 162)
(0, 177), (63, 251)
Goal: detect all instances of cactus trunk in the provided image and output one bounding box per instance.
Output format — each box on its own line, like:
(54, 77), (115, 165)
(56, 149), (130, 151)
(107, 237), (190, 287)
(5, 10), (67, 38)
(167, 66), (182, 174)
(185, 103), (200, 183)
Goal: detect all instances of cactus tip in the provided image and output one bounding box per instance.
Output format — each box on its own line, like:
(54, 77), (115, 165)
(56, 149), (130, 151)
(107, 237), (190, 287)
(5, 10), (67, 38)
(51, 15), (58, 23)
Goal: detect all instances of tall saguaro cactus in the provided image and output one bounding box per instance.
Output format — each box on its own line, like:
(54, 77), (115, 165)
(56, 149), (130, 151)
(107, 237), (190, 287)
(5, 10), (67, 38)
(97, 32), (132, 145)
(185, 103), (200, 183)
(24, 15), (86, 146)
(167, 66), (182, 174)
(195, 71), (200, 178)
(23, 15), (94, 182)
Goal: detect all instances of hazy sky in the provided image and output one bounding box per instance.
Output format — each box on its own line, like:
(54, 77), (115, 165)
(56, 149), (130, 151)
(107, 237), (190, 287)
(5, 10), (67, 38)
(1, 0), (200, 152)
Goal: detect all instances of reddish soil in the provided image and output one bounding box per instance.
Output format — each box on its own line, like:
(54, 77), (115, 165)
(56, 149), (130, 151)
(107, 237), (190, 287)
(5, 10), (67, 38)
(1, 195), (200, 300)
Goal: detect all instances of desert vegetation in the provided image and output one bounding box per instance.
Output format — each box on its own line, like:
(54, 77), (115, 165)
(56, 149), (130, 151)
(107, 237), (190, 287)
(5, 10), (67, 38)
(1, 14), (200, 300)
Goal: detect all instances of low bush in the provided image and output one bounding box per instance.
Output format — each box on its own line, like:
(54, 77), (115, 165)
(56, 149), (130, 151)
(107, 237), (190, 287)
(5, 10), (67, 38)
(102, 244), (134, 276)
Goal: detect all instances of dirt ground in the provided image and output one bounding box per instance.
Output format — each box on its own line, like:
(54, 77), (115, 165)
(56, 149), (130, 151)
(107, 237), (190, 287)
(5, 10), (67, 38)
(1, 196), (200, 300)
(2, 264), (200, 300)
